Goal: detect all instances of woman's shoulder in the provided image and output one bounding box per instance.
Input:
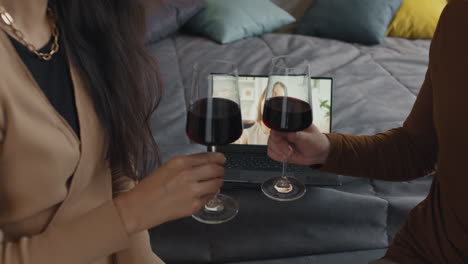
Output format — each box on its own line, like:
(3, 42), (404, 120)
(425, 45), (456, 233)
(0, 32), (15, 138)
(0, 31), (19, 98)
(0, 31), (13, 86)
(0, 30), (10, 58)
(0, 34), (8, 112)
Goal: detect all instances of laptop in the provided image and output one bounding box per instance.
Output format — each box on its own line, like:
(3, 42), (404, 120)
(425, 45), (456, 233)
(212, 75), (341, 187)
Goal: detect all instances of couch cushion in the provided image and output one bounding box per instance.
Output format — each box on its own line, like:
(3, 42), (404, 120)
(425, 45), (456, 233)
(150, 185), (388, 263)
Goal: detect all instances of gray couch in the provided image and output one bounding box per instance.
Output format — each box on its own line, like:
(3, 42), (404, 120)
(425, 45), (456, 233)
(146, 2), (432, 263)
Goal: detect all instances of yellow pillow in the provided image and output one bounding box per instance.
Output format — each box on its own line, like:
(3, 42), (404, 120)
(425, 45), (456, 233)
(386, 0), (447, 39)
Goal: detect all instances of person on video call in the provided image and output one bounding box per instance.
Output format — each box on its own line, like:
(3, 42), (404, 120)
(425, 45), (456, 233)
(0, 0), (224, 263)
(238, 81), (286, 145)
(267, 0), (468, 263)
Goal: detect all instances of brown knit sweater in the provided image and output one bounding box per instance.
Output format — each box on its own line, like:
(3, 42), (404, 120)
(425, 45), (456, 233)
(321, 1), (468, 263)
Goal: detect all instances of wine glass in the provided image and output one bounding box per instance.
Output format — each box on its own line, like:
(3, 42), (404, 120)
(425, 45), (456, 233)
(261, 56), (312, 201)
(185, 60), (242, 224)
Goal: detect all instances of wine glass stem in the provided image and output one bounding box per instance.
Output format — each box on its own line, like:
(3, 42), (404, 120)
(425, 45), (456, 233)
(282, 160), (288, 179)
(275, 159), (293, 193)
(204, 146), (224, 212)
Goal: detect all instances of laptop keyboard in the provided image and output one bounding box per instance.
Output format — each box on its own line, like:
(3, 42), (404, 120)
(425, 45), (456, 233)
(225, 153), (306, 173)
(223, 152), (341, 186)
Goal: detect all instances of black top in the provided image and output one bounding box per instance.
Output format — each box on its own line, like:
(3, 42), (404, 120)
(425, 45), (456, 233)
(9, 35), (80, 138)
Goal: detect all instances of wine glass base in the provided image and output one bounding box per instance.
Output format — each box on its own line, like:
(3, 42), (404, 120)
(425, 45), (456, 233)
(261, 177), (306, 202)
(192, 194), (239, 224)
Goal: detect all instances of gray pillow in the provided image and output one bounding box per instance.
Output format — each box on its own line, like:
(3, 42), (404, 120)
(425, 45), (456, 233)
(295, 0), (402, 45)
(143, 0), (206, 44)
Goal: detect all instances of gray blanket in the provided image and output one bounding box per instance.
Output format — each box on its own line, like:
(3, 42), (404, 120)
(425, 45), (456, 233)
(148, 33), (432, 263)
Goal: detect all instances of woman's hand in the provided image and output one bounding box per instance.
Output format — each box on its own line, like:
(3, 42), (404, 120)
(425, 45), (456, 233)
(115, 152), (225, 234)
(267, 124), (331, 166)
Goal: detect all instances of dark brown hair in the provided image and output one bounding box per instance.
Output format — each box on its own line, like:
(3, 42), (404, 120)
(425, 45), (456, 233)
(54, 0), (162, 179)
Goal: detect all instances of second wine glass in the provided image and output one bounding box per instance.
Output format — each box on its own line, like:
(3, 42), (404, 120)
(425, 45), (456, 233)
(261, 56), (313, 201)
(185, 60), (242, 224)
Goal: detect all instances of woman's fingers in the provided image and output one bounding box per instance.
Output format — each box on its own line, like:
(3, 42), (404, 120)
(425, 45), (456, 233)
(189, 163), (225, 182)
(167, 152), (226, 171)
(193, 177), (224, 197)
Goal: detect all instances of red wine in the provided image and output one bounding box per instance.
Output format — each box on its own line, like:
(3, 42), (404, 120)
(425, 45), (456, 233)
(262, 96), (312, 132)
(186, 98), (242, 146)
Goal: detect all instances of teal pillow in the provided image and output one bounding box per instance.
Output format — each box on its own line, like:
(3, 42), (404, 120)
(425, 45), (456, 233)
(185, 0), (296, 44)
(295, 0), (402, 45)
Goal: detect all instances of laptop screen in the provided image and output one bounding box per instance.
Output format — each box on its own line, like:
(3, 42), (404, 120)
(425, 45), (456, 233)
(212, 75), (333, 147)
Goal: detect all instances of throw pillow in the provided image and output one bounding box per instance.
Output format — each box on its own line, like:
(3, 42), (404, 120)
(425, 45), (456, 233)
(295, 0), (403, 45)
(143, 0), (206, 44)
(386, 0), (447, 39)
(185, 0), (296, 44)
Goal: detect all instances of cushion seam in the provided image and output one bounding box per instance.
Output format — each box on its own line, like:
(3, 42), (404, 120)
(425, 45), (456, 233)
(369, 179), (391, 247)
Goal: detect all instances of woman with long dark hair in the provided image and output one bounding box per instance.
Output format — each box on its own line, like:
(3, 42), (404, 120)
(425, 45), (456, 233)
(0, 0), (224, 263)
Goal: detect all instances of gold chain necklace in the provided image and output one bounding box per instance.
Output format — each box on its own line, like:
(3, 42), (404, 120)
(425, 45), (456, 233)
(0, 6), (59, 61)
